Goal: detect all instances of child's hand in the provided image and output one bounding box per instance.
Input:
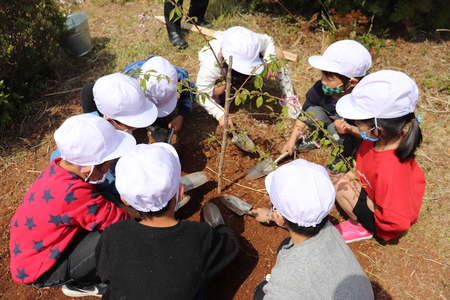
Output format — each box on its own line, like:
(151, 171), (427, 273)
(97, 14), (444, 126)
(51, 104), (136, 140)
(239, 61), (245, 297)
(218, 115), (234, 129)
(253, 207), (272, 223)
(281, 139), (296, 155)
(168, 115), (184, 133)
(334, 119), (352, 134)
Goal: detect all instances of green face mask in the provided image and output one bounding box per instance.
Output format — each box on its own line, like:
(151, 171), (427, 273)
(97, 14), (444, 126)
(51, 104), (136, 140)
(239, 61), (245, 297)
(322, 83), (344, 96)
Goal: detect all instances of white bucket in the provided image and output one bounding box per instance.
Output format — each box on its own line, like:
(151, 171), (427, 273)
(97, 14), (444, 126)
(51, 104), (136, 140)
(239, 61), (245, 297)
(62, 13), (93, 56)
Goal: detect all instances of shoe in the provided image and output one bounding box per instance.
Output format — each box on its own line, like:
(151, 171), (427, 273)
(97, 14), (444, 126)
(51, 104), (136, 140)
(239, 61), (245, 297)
(296, 136), (320, 152)
(62, 282), (107, 298)
(187, 20), (212, 29)
(326, 156), (346, 175)
(148, 125), (169, 142)
(281, 95), (301, 119)
(335, 220), (373, 243)
(168, 32), (188, 49)
(203, 203), (225, 228)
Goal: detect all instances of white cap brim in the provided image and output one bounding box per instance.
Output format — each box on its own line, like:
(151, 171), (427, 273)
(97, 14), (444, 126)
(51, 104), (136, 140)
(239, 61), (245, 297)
(155, 94), (178, 118)
(102, 130), (136, 163)
(336, 94), (374, 120)
(224, 56), (264, 76)
(115, 98), (158, 128)
(308, 55), (341, 74)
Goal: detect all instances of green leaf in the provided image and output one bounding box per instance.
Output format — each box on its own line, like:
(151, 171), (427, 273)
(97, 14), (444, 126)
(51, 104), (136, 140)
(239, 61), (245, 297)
(331, 147), (339, 156)
(235, 95), (242, 106)
(256, 96), (263, 108)
(327, 156), (336, 164)
(254, 75), (263, 90)
(298, 116), (308, 122)
(265, 104), (274, 111)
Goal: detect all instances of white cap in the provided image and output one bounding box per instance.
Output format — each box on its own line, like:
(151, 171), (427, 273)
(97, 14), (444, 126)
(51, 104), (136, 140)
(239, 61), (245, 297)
(336, 70), (419, 120)
(116, 143), (181, 212)
(54, 113), (136, 166)
(93, 73), (158, 128)
(140, 57), (178, 118)
(222, 26), (263, 76)
(265, 159), (335, 227)
(308, 40), (372, 78)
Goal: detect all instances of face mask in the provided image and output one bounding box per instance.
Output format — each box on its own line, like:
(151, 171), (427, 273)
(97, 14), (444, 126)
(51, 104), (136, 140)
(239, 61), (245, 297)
(359, 127), (379, 142)
(79, 165), (110, 184)
(322, 83), (345, 96)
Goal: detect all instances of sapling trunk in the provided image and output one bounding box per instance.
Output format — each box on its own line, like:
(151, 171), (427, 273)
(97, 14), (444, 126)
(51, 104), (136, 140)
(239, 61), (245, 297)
(217, 56), (233, 193)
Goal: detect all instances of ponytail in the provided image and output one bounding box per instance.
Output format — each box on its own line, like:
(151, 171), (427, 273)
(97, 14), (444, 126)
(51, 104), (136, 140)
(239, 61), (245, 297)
(396, 114), (422, 162)
(375, 113), (422, 163)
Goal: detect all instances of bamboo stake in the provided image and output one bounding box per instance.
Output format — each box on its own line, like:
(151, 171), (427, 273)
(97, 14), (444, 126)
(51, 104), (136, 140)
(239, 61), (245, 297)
(217, 56), (233, 193)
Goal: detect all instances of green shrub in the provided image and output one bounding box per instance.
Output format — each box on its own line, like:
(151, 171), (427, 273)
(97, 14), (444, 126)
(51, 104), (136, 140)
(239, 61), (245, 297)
(243, 0), (450, 34)
(0, 0), (66, 128)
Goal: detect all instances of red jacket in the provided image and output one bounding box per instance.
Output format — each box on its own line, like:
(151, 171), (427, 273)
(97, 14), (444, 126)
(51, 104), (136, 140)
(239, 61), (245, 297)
(10, 158), (129, 284)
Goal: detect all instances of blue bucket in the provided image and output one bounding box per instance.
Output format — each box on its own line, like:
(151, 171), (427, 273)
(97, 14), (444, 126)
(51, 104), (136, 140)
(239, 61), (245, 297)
(62, 13), (93, 56)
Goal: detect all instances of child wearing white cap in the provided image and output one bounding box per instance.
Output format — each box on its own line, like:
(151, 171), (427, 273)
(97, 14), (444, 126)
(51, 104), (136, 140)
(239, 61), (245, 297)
(9, 114), (137, 297)
(122, 55), (196, 135)
(252, 159), (373, 299)
(196, 26), (298, 128)
(332, 70), (425, 244)
(281, 40), (372, 174)
(50, 73), (159, 199)
(95, 143), (239, 300)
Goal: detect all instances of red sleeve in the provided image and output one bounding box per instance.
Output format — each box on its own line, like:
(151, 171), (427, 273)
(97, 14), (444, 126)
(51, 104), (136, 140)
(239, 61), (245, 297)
(64, 183), (129, 231)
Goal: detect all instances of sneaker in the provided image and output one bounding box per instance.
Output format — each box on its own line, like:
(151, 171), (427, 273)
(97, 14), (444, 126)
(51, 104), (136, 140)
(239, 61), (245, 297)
(335, 220), (373, 243)
(326, 156), (346, 175)
(296, 136), (320, 152)
(62, 282), (107, 298)
(187, 20), (212, 29)
(148, 125), (169, 142)
(283, 95), (302, 119)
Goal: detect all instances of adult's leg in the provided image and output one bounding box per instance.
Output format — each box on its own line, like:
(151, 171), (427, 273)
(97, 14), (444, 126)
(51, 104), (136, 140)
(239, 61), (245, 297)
(188, 0), (209, 23)
(164, 0), (183, 34)
(164, 0), (188, 48)
(80, 82), (100, 114)
(31, 230), (102, 288)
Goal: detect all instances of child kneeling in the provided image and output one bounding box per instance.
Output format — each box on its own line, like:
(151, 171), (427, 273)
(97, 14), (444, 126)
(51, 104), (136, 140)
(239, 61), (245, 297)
(95, 143), (239, 299)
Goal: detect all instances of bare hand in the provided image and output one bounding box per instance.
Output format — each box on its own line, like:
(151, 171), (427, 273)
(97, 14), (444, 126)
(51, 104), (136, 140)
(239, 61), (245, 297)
(168, 115), (184, 133)
(218, 115), (234, 129)
(281, 139), (296, 155)
(334, 119), (352, 135)
(253, 207), (272, 223)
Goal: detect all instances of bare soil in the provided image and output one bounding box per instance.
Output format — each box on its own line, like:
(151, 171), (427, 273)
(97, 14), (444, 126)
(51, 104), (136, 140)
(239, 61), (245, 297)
(1, 1), (449, 299)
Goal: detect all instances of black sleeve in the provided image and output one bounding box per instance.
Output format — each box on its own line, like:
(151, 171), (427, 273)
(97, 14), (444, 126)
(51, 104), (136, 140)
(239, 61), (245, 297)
(302, 80), (323, 112)
(204, 224), (239, 280)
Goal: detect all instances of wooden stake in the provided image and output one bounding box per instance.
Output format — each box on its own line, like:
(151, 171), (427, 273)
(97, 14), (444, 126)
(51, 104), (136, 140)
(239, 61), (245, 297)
(154, 16), (297, 62)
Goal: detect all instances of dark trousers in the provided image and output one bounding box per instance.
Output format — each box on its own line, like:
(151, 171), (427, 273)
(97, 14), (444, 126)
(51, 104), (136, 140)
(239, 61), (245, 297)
(164, 0), (209, 33)
(80, 82), (100, 115)
(29, 230), (102, 288)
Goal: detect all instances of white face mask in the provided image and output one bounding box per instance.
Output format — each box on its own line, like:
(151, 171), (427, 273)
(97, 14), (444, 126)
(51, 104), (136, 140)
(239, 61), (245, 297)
(80, 165), (110, 185)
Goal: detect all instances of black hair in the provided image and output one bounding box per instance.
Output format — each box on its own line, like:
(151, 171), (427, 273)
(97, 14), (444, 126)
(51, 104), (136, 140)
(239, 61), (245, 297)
(361, 113), (422, 162)
(283, 216), (328, 238)
(138, 197), (173, 219)
(222, 62), (254, 89)
(322, 71), (365, 86)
